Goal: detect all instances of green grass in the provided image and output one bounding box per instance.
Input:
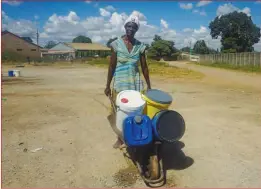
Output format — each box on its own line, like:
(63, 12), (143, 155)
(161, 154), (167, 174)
(196, 61), (261, 73)
(88, 58), (204, 79)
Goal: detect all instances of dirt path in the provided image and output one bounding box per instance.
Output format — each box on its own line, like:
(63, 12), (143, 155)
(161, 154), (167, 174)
(168, 61), (261, 91)
(2, 65), (261, 188)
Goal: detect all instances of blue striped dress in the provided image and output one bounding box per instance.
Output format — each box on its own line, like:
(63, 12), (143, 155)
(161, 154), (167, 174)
(110, 37), (146, 93)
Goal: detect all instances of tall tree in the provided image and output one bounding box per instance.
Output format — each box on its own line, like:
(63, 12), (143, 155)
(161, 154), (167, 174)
(180, 47), (190, 53)
(148, 35), (177, 58)
(209, 11), (261, 53)
(21, 37), (33, 43)
(44, 41), (57, 49)
(153, 35), (162, 41)
(145, 44), (150, 50)
(72, 35), (92, 43)
(193, 40), (209, 54)
(106, 37), (118, 47)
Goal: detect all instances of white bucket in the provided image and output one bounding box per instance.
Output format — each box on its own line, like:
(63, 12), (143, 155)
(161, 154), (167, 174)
(115, 90), (146, 133)
(13, 70), (21, 77)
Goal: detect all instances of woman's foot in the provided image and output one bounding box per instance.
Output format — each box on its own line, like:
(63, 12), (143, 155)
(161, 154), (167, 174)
(113, 138), (124, 149)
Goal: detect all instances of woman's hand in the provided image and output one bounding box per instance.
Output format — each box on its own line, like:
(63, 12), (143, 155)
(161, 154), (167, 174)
(104, 87), (111, 97)
(140, 53), (151, 90)
(105, 48), (117, 97)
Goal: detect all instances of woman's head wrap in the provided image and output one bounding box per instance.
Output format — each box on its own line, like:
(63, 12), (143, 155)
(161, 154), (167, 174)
(124, 15), (140, 30)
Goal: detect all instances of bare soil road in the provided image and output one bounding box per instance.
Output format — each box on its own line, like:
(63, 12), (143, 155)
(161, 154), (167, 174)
(168, 61), (261, 90)
(2, 64), (261, 188)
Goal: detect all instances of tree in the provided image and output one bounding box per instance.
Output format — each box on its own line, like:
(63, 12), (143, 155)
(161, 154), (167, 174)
(44, 41), (57, 49)
(72, 35), (92, 43)
(106, 37), (118, 47)
(145, 44), (150, 50)
(209, 11), (261, 53)
(208, 48), (218, 54)
(21, 37), (33, 43)
(180, 47), (190, 53)
(153, 35), (162, 41)
(148, 35), (177, 58)
(193, 40), (209, 54)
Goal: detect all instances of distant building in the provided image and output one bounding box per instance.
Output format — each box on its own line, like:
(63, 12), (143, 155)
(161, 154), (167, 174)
(41, 42), (111, 60)
(1, 30), (43, 61)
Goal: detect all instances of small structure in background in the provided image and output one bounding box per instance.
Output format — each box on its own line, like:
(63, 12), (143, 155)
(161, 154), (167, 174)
(2, 30), (43, 62)
(180, 52), (200, 62)
(41, 42), (111, 62)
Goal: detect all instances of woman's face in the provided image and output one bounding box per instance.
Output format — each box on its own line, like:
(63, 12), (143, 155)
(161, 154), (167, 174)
(125, 22), (138, 37)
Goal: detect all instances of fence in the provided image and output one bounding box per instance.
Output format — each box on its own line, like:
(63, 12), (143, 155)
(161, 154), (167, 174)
(199, 52), (261, 68)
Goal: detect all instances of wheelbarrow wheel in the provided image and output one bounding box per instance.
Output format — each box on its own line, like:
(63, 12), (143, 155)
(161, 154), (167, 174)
(148, 154), (160, 180)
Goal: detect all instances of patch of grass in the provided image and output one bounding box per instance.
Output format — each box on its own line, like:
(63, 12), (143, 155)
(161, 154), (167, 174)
(147, 59), (204, 79)
(88, 58), (109, 67)
(88, 58), (204, 79)
(196, 61), (261, 73)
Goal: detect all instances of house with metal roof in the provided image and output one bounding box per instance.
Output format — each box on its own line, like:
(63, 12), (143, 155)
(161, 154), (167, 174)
(2, 30), (43, 61)
(42, 42), (111, 61)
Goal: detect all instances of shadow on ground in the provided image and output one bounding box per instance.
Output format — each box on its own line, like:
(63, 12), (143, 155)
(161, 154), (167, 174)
(159, 141), (194, 187)
(161, 141), (194, 171)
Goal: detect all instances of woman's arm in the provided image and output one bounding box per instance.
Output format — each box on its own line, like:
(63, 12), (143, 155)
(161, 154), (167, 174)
(105, 48), (117, 96)
(140, 52), (151, 89)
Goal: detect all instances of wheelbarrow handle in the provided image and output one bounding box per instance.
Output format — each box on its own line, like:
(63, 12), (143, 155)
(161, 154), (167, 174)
(108, 95), (117, 113)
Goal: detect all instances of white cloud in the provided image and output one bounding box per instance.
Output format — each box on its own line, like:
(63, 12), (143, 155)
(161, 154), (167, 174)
(217, 3), (251, 16)
(38, 10), (157, 45)
(255, 0), (261, 4)
(99, 8), (111, 17)
(183, 28), (193, 32)
(105, 5), (116, 12)
(34, 15), (39, 20)
(196, 1), (212, 7)
(2, 0), (22, 6)
(160, 19), (168, 29)
(159, 29), (177, 41)
(199, 11), (207, 16)
(241, 7), (251, 16)
(85, 0), (91, 3)
(99, 6), (116, 17)
(193, 9), (207, 16)
(194, 26), (208, 34)
(179, 3), (193, 10)
(0, 10), (223, 50)
(2, 10), (37, 39)
(253, 41), (261, 52)
(9, 9), (260, 51)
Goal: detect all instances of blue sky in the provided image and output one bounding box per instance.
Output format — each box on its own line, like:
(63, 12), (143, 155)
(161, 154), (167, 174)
(2, 1), (261, 51)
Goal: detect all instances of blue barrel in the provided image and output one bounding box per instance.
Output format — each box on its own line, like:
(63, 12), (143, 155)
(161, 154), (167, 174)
(8, 70), (14, 77)
(123, 115), (153, 147)
(152, 110), (185, 143)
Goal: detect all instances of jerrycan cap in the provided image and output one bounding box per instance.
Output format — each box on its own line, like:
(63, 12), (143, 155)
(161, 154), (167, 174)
(134, 115), (142, 124)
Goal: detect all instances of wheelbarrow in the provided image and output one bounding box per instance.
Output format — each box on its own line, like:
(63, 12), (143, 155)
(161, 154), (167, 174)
(107, 95), (165, 187)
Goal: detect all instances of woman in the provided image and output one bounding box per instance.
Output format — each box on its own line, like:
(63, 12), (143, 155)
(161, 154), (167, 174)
(104, 16), (152, 149)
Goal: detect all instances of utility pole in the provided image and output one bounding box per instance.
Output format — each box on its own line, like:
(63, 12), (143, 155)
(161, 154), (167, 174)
(36, 28), (39, 52)
(189, 40), (192, 55)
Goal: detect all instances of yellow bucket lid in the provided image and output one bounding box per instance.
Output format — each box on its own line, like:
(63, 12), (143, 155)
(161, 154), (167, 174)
(143, 89), (172, 104)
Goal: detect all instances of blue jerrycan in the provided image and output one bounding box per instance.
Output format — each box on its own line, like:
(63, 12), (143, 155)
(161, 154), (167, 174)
(123, 115), (153, 147)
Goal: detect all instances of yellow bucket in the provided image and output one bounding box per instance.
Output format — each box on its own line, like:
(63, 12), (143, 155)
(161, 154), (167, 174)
(142, 90), (172, 119)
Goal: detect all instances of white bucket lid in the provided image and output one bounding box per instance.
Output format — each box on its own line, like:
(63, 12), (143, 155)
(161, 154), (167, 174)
(116, 90), (146, 111)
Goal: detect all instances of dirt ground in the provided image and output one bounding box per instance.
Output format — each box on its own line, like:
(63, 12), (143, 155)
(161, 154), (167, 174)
(1, 62), (261, 188)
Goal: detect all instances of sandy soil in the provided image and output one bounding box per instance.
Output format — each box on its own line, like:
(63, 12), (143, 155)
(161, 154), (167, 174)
(1, 63), (261, 188)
